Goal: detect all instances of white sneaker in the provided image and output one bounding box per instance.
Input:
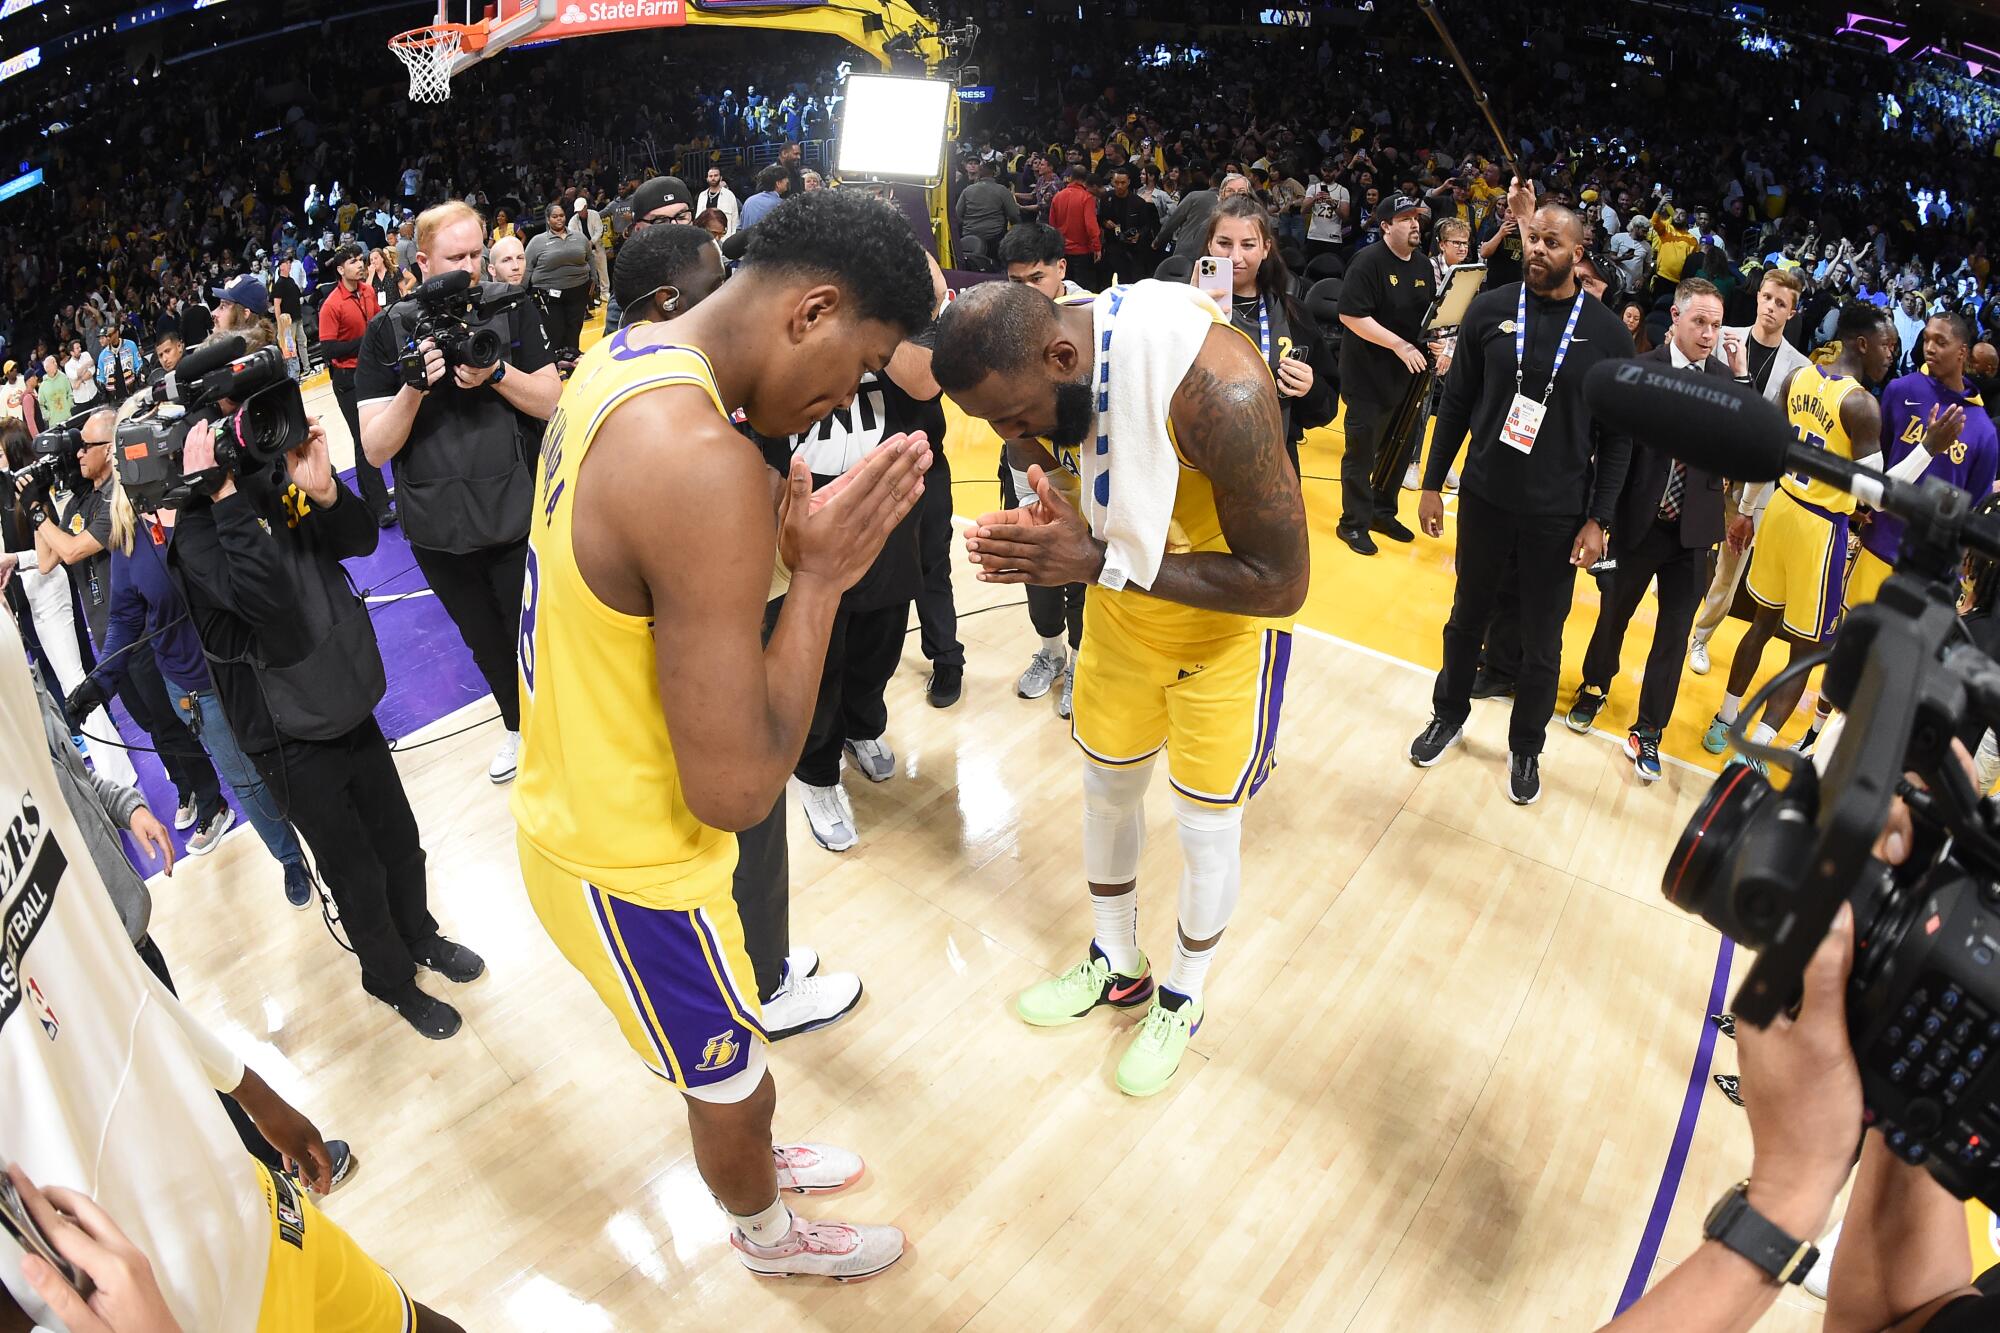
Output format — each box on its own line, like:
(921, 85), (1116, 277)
(173, 797), (197, 831)
(1803, 1219), (1840, 1299)
(1055, 665), (1073, 720)
(842, 736), (894, 783)
(488, 730), (521, 784)
(1445, 468), (1462, 492)
(1689, 638), (1711, 676)
(791, 777), (857, 852)
(1402, 461), (1421, 490)
(785, 946), (820, 979)
(1017, 647), (1063, 699)
(733, 1216), (905, 1282)
(773, 1143), (865, 1194)
(186, 805), (236, 856)
(763, 964), (862, 1039)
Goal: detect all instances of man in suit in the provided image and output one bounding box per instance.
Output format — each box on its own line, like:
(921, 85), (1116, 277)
(1565, 277), (1745, 781)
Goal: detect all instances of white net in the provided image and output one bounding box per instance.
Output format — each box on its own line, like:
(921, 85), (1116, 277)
(389, 25), (463, 103)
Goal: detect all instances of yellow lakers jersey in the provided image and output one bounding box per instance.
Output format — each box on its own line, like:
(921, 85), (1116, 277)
(1783, 362), (1866, 515)
(1044, 289), (1277, 646)
(510, 331), (739, 908)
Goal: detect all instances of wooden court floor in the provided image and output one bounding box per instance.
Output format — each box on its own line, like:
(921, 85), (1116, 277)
(139, 376), (1829, 1328)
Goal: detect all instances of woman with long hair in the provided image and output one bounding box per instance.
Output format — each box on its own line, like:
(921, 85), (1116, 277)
(97, 474), (314, 899)
(1196, 196), (1337, 471)
(1621, 298), (1654, 354)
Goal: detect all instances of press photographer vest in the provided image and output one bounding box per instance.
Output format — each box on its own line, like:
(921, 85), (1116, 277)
(383, 304), (533, 554)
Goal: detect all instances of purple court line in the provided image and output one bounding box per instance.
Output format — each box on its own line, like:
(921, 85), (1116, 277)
(1616, 933), (1737, 1313)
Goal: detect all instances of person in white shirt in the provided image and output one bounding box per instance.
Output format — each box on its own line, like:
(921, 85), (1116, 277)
(574, 193), (609, 299)
(63, 340), (98, 409)
(1302, 161), (1351, 260)
(700, 166), (741, 236)
(0, 361), (23, 423)
(0, 620), (468, 1333)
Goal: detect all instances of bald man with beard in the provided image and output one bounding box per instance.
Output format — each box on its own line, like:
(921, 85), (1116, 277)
(1409, 184), (1636, 806)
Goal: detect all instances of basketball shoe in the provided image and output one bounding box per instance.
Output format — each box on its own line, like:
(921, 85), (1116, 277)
(1116, 989), (1203, 1097)
(1016, 943), (1153, 1026)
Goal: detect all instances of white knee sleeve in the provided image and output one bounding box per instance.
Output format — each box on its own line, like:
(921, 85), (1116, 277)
(1082, 759), (1153, 884)
(1172, 793), (1243, 941)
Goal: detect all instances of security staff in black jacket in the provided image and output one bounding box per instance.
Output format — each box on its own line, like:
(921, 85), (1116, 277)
(1567, 278), (1743, 780)
(355, 201), (561, 787)
(1409, 188), (1635, 805)
(170, 407), (484, 1041)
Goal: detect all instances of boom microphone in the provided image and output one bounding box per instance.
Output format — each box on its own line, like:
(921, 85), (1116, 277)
(1581, 357), (1790, 480)
(1583, 357), (2000, 562)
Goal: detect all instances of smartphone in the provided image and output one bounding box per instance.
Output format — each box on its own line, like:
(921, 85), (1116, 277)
(0, 1168), (93, 1301)
(1194, 256), (1231, 300)
(1285, 345), (1309, 361)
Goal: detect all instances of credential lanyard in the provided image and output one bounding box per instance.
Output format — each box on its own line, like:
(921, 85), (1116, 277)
(1515, 284), (1587, 405)
(1256, 297), (1271, 364)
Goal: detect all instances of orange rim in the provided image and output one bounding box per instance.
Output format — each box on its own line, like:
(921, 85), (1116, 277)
(388, 22), (486, 54)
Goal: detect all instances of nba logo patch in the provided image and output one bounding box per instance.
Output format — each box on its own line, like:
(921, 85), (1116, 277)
(696, 1029), (740, 1073)
(27, 977), (57, 1041)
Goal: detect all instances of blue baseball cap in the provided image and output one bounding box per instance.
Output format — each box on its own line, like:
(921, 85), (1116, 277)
(212, 275), (269, 317)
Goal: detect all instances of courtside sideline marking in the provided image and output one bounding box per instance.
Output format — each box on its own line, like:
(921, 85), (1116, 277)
(1617, 936), (1736, 1312)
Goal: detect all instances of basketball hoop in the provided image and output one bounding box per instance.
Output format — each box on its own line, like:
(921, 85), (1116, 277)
(388, 22), (484, 103)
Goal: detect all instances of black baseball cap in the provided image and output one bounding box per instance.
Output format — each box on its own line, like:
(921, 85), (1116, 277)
(1374, 194), (1426, 224)
(631, 176), (695, 222)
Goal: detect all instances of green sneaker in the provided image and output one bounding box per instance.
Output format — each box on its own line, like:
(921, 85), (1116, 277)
(1702, 713), (1732, 755)
(1115, 992), (1204, 1097)
(1016, 944), (1153, 1027)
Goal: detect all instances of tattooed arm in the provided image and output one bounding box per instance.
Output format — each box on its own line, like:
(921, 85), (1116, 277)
(965, 326), (1308, 616)
(1149, 325), (1309, 616)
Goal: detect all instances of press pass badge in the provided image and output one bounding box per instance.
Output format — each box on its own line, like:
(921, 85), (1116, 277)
(1500, 393), (1547, 453)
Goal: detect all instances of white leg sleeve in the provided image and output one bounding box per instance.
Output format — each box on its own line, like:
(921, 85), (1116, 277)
(1171, 793), (1243, 942)
(1979, 729), (2000, 798)
(1082, 759), (1154, 885)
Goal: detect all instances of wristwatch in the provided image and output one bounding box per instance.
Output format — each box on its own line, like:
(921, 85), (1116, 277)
(491, 360), (508, 385)
(1702, 1180), (1818, 1285)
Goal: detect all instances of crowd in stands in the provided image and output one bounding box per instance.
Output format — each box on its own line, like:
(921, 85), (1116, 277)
(0, 0), (1996, 395)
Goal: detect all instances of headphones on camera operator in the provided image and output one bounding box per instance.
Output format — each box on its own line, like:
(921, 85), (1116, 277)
(1587, 356), (2000, 1211)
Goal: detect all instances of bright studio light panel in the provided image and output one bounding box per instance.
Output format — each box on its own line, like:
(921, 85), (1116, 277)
(837, 75), (952, 180)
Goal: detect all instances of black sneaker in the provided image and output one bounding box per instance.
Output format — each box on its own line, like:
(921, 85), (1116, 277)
(1408, 716), (1463, 767)
(1370, 516), (1416, 543)
(308, 1139), (357, 1195)
(1709, 1012), (1737, 1041)
(373, 981), (462, 1040)
(926, 663), (963, 709)
(1507, 752), (1542, 805)
(1713, 1073), (1744, 1107)
(1336, 523), (1378, 556)
(1469, 671), (1516, 700)
(377, 502), (398, 529)
(412, 935), (485, 983)
(1565, 686), (1607, 735)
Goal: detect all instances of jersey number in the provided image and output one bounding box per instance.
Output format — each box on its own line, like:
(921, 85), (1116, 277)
(1791, 426), (1828, 488)
(519, 545), (541, 698)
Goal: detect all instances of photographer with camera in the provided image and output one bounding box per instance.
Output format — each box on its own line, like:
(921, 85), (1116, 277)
(168, 358), (484, 1040)
(356, 200), (559, 784)
(16, 407), (231, 848)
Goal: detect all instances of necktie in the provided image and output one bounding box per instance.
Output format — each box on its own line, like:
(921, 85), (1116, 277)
(1659, 461), (1685, 522)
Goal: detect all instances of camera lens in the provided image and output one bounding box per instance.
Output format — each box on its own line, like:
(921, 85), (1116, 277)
(1663, 764), (1783, 947)
(461, 327), (503, 370)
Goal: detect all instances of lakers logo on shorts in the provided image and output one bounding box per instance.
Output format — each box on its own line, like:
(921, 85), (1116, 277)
(696, 1028), (741, 1072)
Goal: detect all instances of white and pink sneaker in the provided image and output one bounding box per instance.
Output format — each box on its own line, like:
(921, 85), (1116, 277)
(773, 1142), (865, 1194)
(732, 1216), (905, 1281)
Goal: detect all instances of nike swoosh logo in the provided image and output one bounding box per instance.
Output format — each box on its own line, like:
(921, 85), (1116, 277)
(1107, 977), (1148, 1002)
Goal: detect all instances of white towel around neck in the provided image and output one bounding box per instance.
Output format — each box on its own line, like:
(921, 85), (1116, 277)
(1079, 279), (1225, 592)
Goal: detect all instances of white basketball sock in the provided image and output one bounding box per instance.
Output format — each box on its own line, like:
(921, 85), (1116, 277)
(1165, 935), (1216, 1004)
(729, 1195), (793, 1247)
(1091, 889), (1142, 976)
(1041, 633), (1067, 656)
(1720, 693), (1743, 725)
(1751, 721), (1777, 746)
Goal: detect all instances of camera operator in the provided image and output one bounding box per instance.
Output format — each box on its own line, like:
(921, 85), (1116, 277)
(17, 406), (231, 847)
(317, 243), (393, 528)
(169, 383), (484, 1040)
(1602, 766), (2000, 1331)
(357, 200), (560, 785)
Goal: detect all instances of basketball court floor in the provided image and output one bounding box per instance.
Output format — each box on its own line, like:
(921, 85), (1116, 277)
(129, 326), (1878, 1329)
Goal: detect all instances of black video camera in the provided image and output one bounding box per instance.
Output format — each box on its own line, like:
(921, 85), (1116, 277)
(390, 270), (529, 390)
(115, 334), (308, 511)
(18, 418), (90, 509)
(1585, 356), (2000, 1210)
